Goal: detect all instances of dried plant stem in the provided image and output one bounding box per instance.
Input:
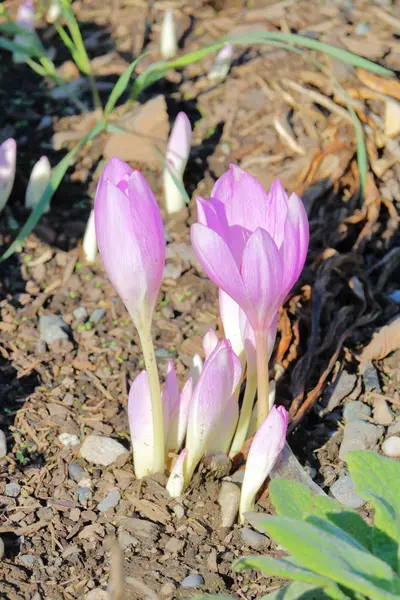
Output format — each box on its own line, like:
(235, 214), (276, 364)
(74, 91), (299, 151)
(256, 331), (270, 427)
(139, 321), (165, 473)
(229, 370), (257, 457)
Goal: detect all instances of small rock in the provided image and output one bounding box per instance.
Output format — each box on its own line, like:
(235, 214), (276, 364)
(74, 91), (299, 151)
(97, 488), (120, 513)
(373, 398), (393, 426)
(80, 435), (128, 466)
(90, 308), (106, 324)
(172, 503), (185, 518)
(118, 531), (139, 550)
(361, 363), (381, 392)
(388, 419), (400, 437)
(39, 315), (69, 345)
(31, 593), (42, 600)
(5, 482), (21, 498)
(330, 474), (365, 509)
(68, 462), (86, 483)
(0, 430), (6, 458)
(340, 421), (383, 461)
(240, 527), (269, 550)
(20, 554), (36, 567)
(117, 516), (159, 541)
(0, 537), (4, 560)
(163, 263), (182, 280)
(85, 590), (110, 600)
(73, 307), (87, 321)
(35, 339), (47, 354)
(218, 481), (240, 528)
(355, 22), (369, 36)
(75, 487), (92, 504)
(161, 582), (176, 596)
(180, 574), (205, 588)
(382, 436), (400, 457)
(229, 469), (245, 484)
(271, 443), (326, 496)
(343, 401), (371, 423)
(322, 372), (357, 413)
(165, 537), (185, 553)
(155, 348), (175, 359)
(59, 432), (80, 447)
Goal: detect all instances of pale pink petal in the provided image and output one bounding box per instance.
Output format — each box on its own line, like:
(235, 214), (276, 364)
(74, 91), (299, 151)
(240, 228), (283, 332)
(128, 371), (154, 478)
(264, 179), (289, 249)
(167, 377), (193, 452)
(96, 156), (132, 189)
(166, 112), (192, 176)
(219, 290), (245, 367)
(164, 360), (179, 413)
(189, 353), (203, 386)
(203, 328), (219, 359)
(239, 406), (288, 521)
(205, 394), (238, 455)
(166, 449), (187, 498)
(211, 164), (270, 232)
(191, 223), (249, 313)
(240, 310), (278, 373)
(0, 138), (16, 212)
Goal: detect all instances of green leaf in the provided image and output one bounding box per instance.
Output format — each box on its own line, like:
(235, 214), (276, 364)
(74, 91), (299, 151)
(260, 581), (348, 600)
(2, 120), (105, 261)
(234, 554), (335, 588)
(269, 479), (372, 551)
(104, 54), (147, 116)
(0, 35), (42, 58)
(260, 516), (400, 599)
(346, 450), (400, 570)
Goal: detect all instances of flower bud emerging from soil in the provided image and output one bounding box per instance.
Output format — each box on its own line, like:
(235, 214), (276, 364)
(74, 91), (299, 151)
(25, 156), (51, 212)
(208, 44), (233, 82)
(82, 209), (97, 263)
(160, 9), (178, 60)
(0, 138), (17, 213)
(164, 112), (192, 214)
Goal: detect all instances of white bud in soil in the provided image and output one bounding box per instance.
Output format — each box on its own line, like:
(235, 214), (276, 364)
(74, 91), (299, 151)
(25, 156), (51, 212)
(160, 9), (178, 61)
(208, 44), (233, 82)
(82, 209), (97, 263)
(164, 112), (192, 214)
(47, 0), (62, 23)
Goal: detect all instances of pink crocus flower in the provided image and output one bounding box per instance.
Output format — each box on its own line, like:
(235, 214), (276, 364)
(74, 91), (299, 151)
(239, 405), (288, 522)
(191, 165), (308, 425)
(184, 338), (242, 486)
(0, 138), (17, 213)
(94, 157), (165, 331)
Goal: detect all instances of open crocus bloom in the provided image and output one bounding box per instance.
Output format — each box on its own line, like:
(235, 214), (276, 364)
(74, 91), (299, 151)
(95, 157), (165, 331)
(191, 165), (309, 336)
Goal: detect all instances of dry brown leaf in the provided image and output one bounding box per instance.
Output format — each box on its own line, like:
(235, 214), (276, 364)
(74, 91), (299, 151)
(356, 68), (400, 101)
(104, 96), (168, 168)
(359, 316), (400, 364)
(384, 99), (400, 138)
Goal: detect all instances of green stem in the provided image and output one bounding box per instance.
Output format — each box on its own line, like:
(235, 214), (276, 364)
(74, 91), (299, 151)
(255, 331), (270, 427)
(229, 369), (257, 457)
(138, 321), (165, 474)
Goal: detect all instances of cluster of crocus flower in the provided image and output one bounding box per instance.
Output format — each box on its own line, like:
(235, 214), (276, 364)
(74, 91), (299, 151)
(94, 157), (308, 521)
(0, 138), (51, 214)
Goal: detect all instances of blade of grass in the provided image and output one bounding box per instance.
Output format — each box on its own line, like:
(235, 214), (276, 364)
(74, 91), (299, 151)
(2, 120), (106, 261)
(104, 54), (147, 116)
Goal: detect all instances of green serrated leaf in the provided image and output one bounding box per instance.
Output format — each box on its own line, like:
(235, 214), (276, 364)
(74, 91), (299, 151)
(347, 451), (400, 571)
(2, 120), (105, 261)
(259, 581), (348, 600)
(261, 516), (400, 599)
(104, 54), (147, 116)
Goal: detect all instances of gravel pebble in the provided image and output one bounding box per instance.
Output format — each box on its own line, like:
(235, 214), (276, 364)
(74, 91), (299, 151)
(20, 554), (36, 567)
(172, 503), (185, 518)
(90, 308), (106, 323)
(85, 590), (110, 600)
(218, 481), (240, 528)
(163, 263), (182, 280)
(0, 430), (6, 458)
(339, 421), (383, 461)
(68, 462), (86, 483)
(382, 436), (400, 457)
(388, 419), (400, 437)
(117, 516), (159, 541)
(97, 488), (120, 513)
(118, 531), (139, 550)
(180, 574), (205, 588)
(59, 432), (80, 447)
(161, 582), (176, 596)
(373, 398), (393, 426)
(240, 526), (269, 549)
(165, 537), (185, 553)
(343, 401), (371, 423)
(39, 315), (69, 345)
(361, 363), (381, 392)
(5, 482), (21, 498)
(330, 474), (365, 508)
(80, 435), (128, 466)
(75, 487), (92, 504)
(73, 307), (87, 321)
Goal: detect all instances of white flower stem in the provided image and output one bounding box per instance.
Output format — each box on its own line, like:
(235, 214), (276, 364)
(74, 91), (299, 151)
(139, 321), (165, 474)
(229, 370), (257, 457)
(255, 331), (270, 427)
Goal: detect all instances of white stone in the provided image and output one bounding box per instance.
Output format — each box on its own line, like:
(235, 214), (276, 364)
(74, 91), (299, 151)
(382, 436), (400, 458)
(59, 432), (80, 447)
(80, 435), (128, 466)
